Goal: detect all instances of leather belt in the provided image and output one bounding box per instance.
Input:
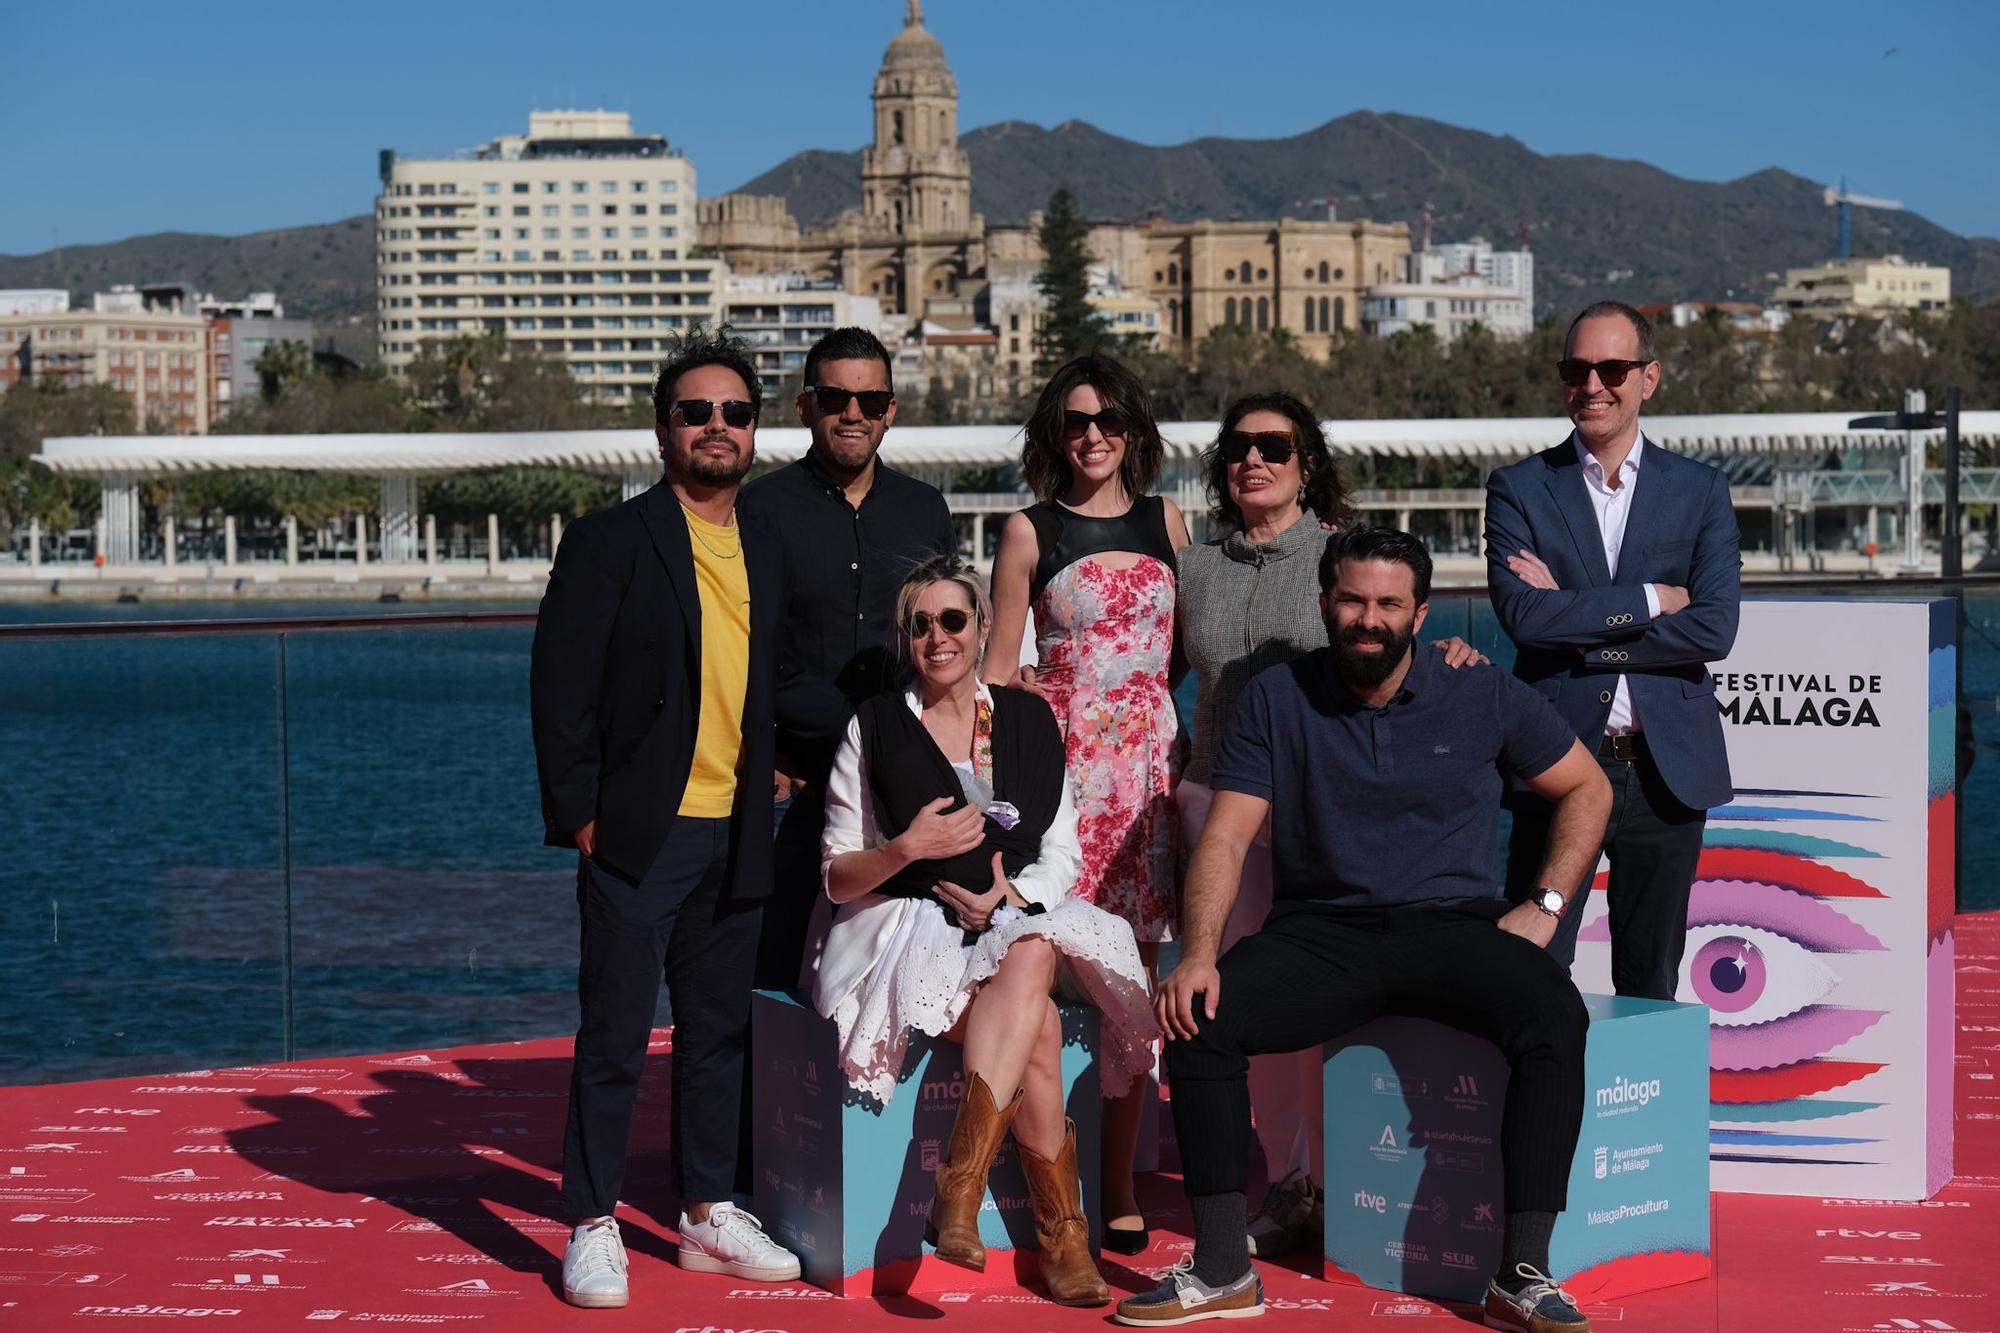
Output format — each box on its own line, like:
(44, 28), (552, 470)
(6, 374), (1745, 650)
(1598, 732), (1645, 762)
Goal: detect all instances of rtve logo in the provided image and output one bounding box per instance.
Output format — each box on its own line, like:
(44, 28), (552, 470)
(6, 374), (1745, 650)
(1352, 1190), (1387, 1214)
(72, 1108), (160, 1116)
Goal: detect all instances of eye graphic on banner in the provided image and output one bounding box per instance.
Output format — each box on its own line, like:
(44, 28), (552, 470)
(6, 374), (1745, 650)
(1580, 804), (1895, 1163)
(1685, 924), (1838, 1026)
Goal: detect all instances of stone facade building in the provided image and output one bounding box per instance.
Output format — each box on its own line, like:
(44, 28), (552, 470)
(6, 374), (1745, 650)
(698, 1), (986, 319)
(703, 2), (1409, 364)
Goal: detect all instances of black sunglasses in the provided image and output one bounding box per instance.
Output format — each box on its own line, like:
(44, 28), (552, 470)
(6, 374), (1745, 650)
(803, 385), (895, 419)
(1556, 358), (1653, 388)
(1061, 408), (1128, 441)
(904, 607), (973, 638)
(1218, 430), (1297, 465)
(674, 398), (757, 428)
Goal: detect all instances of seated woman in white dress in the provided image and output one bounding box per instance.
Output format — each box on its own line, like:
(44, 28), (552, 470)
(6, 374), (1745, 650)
(812, 556), (1156, 1309)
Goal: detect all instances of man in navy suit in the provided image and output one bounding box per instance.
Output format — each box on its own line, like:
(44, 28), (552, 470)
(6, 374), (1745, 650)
(1485, 301), (1740, 1000)
(531, 331), (800, 1308)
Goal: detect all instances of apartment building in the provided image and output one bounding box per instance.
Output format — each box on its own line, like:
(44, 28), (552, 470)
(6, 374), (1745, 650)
(1406, 237), (1534, 336)
(720, 273), (885, 401)
(0, 300), (211, 433)
(1773, 254), (1951, 317)
(376, 110), (715, 401)
(0, 290), (70, 317)
(1360, 280), (1529, 343)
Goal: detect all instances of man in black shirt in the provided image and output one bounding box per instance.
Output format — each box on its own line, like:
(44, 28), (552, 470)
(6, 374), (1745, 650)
(739, 327), (959, 988)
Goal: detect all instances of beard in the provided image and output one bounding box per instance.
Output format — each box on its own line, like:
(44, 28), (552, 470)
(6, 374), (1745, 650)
(1329, 619), (1416, 689)
(672, 434), (754, 487)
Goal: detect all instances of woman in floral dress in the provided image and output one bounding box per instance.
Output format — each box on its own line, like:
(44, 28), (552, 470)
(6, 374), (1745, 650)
(985, 353), (1188, 1254)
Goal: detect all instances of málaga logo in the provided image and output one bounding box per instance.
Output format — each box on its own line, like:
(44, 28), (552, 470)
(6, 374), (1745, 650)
(1595, 1075), (1661, 1110)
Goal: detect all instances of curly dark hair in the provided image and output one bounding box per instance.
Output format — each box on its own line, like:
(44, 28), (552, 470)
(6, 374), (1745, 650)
(650, 325), (762, 426)
(1019, 354), (1163, 501)
(1203, 391), (1354, 533)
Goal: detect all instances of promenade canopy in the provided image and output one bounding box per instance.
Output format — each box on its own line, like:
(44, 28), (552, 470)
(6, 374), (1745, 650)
(38, 411), (2000, 479)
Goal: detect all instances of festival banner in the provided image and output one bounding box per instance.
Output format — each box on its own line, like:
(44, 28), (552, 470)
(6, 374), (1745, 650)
(1569, 597), (1957, 1199)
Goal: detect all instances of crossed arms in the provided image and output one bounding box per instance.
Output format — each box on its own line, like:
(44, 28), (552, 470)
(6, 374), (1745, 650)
(1484, 464), (1739, 671)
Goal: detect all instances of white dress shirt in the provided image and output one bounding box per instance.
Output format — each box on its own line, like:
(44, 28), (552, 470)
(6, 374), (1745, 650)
(1573, 431), (1661, 734)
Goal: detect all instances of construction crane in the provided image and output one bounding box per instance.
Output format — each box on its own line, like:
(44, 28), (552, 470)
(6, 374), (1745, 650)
(1824, 176), (1904, 258)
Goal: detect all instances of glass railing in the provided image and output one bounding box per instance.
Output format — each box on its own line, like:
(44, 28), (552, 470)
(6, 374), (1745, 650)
(0, 609), (554, 1088)
(5, 579), (1997, 1086)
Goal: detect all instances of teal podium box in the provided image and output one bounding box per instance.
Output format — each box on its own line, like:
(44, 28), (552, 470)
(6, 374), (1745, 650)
(1322, 995), (1712, 1304)
(749, 989), (1101, 1296)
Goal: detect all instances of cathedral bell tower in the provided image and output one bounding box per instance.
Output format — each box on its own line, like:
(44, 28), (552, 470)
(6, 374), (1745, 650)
(860, 1), (972, 246)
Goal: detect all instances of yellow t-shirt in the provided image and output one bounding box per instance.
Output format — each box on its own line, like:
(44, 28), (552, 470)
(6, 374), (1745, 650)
(677, 506), (751, 818)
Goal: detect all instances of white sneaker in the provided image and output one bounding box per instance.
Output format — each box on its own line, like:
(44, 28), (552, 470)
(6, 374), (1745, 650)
(677, 1203), (802, 1282)
(1245, 1166), (1322, 1259)
(562, 1217), (629, 1309)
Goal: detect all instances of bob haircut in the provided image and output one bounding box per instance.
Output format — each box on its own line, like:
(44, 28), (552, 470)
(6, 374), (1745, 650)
(1202, 390), (1355, 533)
(1019, 354), (1164, 501)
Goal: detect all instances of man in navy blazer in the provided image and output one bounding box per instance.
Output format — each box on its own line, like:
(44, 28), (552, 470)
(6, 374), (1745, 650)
(1485, 301), (1740, 1000)
(531, 331), (800, 1308)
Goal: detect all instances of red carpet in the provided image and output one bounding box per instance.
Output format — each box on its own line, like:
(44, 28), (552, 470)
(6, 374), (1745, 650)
(5, 914), (1999, 1331)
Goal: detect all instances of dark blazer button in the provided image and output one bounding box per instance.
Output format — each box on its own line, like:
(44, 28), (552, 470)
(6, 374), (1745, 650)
(1599, 690), (1613, 704)
(654, 697), (666, 710)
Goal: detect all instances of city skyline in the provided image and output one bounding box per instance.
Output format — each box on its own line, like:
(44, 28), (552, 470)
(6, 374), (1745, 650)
(3, 0), (1996, 257)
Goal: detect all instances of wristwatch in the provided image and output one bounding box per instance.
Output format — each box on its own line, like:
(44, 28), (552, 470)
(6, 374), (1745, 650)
(1532, 887), (1568, 919)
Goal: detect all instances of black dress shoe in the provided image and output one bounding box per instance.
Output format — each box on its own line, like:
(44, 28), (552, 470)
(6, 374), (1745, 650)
(1102, 1221), (1149, 1256)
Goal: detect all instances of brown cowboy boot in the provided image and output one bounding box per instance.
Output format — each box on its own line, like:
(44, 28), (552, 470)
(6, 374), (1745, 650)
(924, 1072), (1022, 1271)
(1018, 1119), (1110, 1307)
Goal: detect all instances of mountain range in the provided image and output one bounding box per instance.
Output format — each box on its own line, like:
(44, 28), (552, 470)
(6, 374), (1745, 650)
(0, 216), (376, 324)
(2, 111), (1992, 332)
(734, 111), (2000, 312)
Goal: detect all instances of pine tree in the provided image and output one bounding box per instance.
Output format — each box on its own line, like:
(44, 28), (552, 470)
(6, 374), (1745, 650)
(1033, 185), (1109, 372)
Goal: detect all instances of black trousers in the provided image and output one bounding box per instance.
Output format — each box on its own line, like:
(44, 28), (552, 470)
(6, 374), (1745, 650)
(752, 788), (826, 991)
(560, 816), (761, 1218)
(1506, 742), (1707, 1001)
(1165, 899), (1587, 1217)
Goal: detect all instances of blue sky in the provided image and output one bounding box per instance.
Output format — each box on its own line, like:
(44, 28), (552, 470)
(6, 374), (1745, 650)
(3, 0), (1994, 257)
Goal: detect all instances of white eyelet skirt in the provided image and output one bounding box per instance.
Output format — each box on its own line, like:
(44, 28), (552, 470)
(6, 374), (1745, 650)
(814, 893), (1157, 1107)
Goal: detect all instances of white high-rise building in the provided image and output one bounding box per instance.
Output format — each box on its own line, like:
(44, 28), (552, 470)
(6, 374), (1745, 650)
(1396, 236), (1534, 338)
(375, 110), (717, 401)
(720, 273), (885, 400)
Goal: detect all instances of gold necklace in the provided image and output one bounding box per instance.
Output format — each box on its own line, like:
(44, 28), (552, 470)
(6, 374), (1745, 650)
(682, 505), (741, 561)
